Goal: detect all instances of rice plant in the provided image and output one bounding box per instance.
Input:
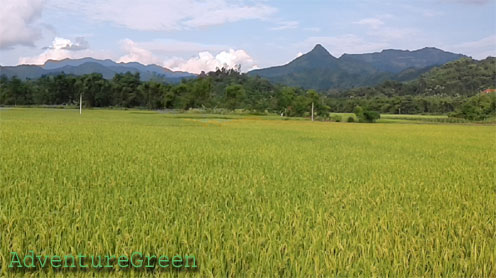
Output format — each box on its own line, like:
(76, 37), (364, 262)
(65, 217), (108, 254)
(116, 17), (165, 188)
(0, 108), (494, 277)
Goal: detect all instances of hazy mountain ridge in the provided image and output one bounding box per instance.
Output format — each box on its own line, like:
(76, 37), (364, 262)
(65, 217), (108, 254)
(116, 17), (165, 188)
(340, 47), (467, 73)
(0, 58), (195, 83)
(248, 45), (468, 90)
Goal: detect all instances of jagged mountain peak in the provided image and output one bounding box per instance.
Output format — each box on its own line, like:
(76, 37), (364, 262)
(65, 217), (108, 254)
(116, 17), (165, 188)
(305, 44), (337, 59)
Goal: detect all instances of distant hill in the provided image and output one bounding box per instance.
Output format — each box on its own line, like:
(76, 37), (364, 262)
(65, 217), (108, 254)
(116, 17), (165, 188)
(414, 56), (496, 96)
(343, 57), (496, 97)
(248, 45), (468, 90)
(0, 58), (195, 82)
(340, 47), (466, 73)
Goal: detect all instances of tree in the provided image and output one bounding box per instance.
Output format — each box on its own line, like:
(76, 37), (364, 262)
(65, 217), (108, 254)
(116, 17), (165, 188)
(354, 106), (380, 123)
(112, 72), (141, 107)
(353, 105), (364, 119)
(225, 84), (245, 110)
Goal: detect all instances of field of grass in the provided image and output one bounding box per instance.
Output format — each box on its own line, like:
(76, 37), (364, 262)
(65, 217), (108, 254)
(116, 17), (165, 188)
(1, 108), (495, 277)
(330, 113), (473, 124)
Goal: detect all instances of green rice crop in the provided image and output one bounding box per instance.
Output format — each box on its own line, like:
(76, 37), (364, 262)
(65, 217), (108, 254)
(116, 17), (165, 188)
(1, 108), (495, 277)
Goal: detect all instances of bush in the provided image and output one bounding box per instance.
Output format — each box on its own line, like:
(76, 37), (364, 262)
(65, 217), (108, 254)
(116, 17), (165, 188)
(347, 116), (355, 122)
(363, 111), (381, 122)
(330, 114), (342, 122)
(355, 108), (380, 123)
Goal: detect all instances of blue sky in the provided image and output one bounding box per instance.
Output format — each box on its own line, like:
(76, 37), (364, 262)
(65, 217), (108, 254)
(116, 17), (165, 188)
(0, 0), (495, 72)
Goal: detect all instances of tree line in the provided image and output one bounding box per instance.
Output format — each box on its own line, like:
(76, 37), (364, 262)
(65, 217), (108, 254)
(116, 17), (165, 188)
(1, 64), (495, 121)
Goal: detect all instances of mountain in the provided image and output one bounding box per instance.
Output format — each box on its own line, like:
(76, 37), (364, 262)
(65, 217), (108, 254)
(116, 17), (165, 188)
(248, 45), (467, 90)
(1, 46), (469, 89)
(249, 44), (384, 90)
(0, 58), (195, 82)
(340, 47), (467, 73)
(343, 57), (496, 97)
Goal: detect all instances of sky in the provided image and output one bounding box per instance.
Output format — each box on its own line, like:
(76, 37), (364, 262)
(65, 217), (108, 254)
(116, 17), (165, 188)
(0, 0), (495, 73)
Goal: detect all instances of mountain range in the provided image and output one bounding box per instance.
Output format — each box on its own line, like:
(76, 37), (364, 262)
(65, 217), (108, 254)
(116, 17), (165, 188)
(247, 45), (467, 90)
(1, 45), (468, 90)
(0, 58), (195, 83)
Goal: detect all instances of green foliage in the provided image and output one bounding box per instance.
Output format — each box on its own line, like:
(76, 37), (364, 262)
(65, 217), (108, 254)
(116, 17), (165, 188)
(353, 105), (364, 118)
(347, 116), (355, 122)
(449, 92), (496, 120)
(330, 114), (342, 122)
(343, 57), (496, 98)
(225, 84), (246, 110)
(362, 110), (381, 122)
(354, 106), (380, 123)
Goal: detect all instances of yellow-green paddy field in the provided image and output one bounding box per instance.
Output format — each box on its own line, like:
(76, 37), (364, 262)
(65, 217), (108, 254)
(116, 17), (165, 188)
(1, 108), (495, 277)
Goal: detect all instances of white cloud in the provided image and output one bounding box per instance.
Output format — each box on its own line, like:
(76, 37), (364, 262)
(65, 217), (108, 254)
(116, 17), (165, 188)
(117, 39), (162, 65)
(43, 37), (89, 51)
(0, 0), (45, 48)
(49, 0), (276, 31)
(18, 37), (109, 64)
(446, 35), (496, 59)
(164, 49), (258, 73)
(270, 21), (299, 31)
(353, 18), (384, 29)
(115, 39), (258, 73)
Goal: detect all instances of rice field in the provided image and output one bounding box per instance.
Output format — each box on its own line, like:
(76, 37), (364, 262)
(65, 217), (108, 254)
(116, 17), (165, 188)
(1, 108), (495, 277)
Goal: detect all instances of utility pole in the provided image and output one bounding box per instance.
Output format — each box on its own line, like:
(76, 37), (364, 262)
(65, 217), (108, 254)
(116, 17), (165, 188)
(80, 93), (82, 115)
(311, 102), (314, 121)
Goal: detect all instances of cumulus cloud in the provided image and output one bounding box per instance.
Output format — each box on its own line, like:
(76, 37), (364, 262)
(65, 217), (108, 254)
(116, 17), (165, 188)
(114, 39), (257, 73)
(19, 37), (109, 64)
(117, 39), (162, 65)
(0, 0), (45, 49)
(43, 37), (89, 51)
(164, 49), (258, 73)
(49, 0), (276, 31)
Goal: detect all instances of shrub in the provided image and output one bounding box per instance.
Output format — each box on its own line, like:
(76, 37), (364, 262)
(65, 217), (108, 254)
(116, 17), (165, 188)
(355, 108), (380, 123)
(363, 111), (381, 122)
(330, 114), (342, 122)
(347, 116), (355, 122)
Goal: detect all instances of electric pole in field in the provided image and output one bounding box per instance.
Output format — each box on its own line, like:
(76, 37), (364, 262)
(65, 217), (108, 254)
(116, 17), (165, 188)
(311, 102), (314, 121)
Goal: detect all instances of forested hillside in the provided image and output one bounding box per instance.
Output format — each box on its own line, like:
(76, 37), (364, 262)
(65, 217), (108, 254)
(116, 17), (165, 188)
(248, 45), (467, 90)
(341, 57), (496, 97)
